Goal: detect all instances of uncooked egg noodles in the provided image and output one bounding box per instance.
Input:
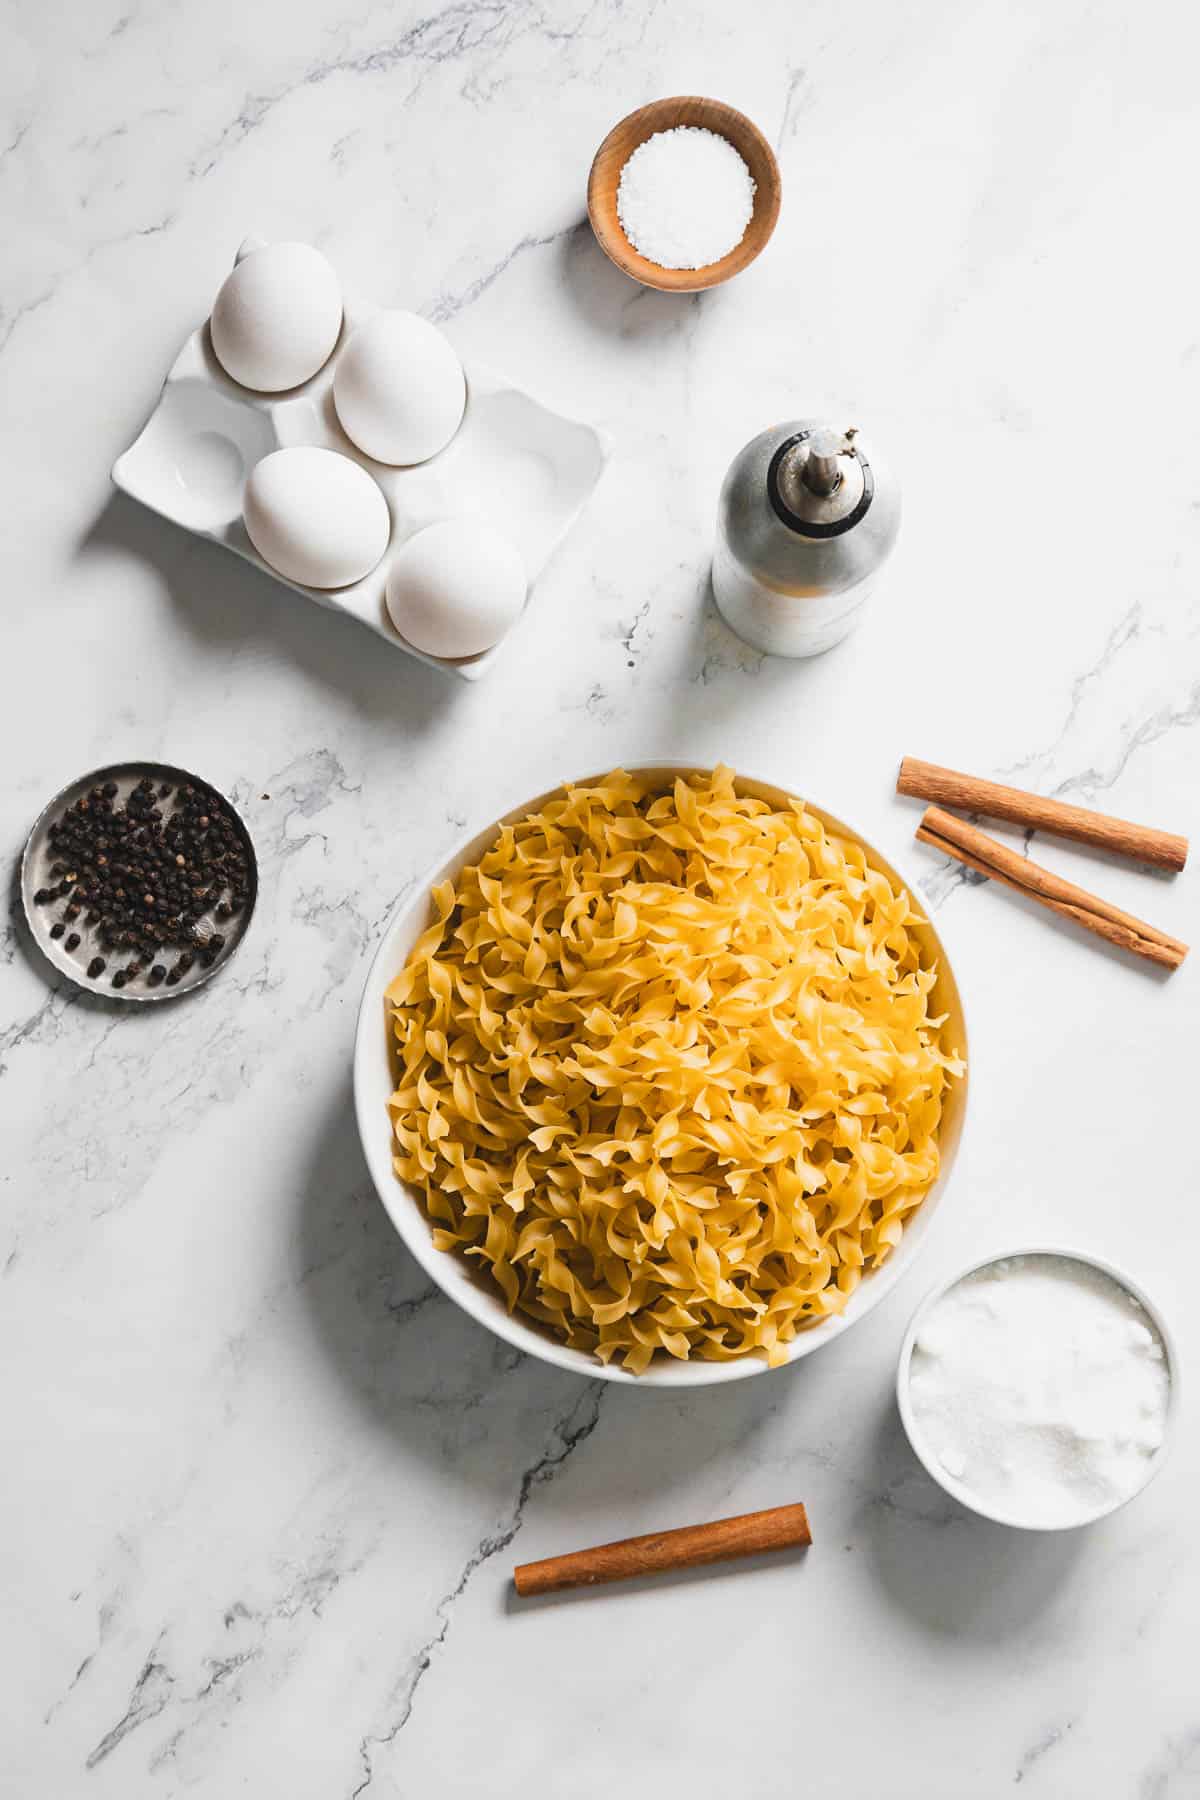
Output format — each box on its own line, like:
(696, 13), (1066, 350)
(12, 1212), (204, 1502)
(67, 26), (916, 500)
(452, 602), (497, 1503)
(386, 768), (963, 1372)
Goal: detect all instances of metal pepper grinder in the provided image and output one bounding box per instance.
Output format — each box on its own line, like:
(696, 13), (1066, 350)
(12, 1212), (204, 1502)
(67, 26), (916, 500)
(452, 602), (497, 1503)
(712, 421), (901, 658)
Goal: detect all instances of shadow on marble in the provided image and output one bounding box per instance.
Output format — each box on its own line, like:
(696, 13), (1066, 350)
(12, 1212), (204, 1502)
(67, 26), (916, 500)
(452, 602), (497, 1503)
(77, 492), (458, 736)
(296, 1071), (596, 1461)
(557, 221), (710, 342)
(654, 567), (831, 736)
(858, 1399), (1089, 1640)
(295, 1072), (808, 1513)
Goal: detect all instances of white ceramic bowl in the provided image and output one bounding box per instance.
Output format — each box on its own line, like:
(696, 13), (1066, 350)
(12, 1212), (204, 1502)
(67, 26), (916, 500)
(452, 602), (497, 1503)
(896, 1245), (1179, 1529)
(354, 766), (969, 1386)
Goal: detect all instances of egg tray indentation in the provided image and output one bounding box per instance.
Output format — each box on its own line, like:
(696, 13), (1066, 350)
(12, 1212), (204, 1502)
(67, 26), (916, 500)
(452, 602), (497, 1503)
(111, 240), (610, 681)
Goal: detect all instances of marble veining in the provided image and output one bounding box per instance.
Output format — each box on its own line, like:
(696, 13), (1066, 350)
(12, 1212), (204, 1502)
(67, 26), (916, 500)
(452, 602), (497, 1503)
(3, 0), (1198, 1794)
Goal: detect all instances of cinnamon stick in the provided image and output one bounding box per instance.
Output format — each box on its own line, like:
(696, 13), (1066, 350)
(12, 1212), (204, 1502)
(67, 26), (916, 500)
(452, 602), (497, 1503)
(917, 806), (1188, 970)
(898, 757), (1188, 873)
(512, 1501), (812, 1597)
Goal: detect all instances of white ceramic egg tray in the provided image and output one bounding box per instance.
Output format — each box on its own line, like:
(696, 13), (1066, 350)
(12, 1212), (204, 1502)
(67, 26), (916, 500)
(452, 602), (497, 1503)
(112, 242), (610, 680)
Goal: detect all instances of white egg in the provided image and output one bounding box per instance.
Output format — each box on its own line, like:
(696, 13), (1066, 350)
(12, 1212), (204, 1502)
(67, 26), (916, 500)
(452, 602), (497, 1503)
(333, 311), (466, 465)
(211, 243), (342, 392)
(385, 520), (526, 658)
(243, 447), (390, 589)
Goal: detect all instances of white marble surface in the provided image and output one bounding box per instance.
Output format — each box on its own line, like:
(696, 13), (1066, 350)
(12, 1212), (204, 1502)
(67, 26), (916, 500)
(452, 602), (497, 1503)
(3, 2), (1198, 1794)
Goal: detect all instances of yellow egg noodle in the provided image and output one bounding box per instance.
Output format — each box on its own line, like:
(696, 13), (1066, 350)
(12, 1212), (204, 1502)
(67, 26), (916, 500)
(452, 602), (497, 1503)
(386, 768), (963, 1373)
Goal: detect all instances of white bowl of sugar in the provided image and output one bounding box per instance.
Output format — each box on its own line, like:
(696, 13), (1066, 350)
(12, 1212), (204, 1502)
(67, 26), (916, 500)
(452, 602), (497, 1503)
(896, 1247), (1178, 1530)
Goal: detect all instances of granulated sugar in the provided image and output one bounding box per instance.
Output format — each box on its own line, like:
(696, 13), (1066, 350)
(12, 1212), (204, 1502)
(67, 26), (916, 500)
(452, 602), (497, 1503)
(907, 1255), (1171, 1528)
(616, 126), (756, 270)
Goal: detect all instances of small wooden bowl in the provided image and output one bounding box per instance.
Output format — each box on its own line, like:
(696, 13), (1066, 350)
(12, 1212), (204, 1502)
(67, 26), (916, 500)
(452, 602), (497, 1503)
(587, 96), (781, 293)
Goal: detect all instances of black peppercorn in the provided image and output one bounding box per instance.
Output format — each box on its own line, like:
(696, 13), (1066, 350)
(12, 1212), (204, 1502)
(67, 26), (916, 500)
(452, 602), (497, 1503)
(49, 921), (65, 939)
(87, 957), (105, 978)
(39, 773), (246, 983)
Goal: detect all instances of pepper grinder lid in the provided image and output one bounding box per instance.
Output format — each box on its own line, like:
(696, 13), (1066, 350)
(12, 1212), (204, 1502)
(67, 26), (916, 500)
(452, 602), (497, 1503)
(767, 425), (875, 539)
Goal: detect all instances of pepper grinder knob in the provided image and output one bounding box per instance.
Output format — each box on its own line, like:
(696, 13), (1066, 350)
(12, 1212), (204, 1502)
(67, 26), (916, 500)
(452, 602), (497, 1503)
(801, 428), (849, 496)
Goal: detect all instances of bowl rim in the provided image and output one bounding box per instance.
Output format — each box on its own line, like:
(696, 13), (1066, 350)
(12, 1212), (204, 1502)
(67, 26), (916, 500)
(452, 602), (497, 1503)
(895, 1243), (1180, 1531)
(586, 96), (782, 293)
(353, 763), (969, 1387)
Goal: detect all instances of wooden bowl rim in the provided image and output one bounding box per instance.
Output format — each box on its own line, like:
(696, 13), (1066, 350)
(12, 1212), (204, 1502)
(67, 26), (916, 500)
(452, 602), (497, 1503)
(586, 95), (782, 293)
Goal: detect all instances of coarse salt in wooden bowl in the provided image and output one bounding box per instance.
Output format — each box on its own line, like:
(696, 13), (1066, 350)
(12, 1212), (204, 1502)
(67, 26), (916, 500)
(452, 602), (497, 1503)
(587, 96), (782, 293)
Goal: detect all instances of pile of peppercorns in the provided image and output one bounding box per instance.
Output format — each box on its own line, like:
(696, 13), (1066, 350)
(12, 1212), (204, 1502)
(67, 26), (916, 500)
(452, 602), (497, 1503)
(32, 775), (251, 991)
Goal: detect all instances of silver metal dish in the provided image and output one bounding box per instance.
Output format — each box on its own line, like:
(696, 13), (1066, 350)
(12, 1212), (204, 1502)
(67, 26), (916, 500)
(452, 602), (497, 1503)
(20, 760), (258, 1004)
